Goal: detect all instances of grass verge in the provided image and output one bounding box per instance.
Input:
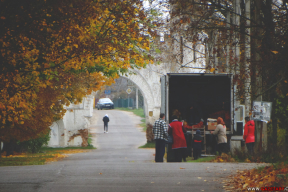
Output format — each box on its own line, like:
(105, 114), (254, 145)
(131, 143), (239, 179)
(139, 142), (155, 148)
(116, 107), (145, 118)
(0, 146), (95, 166)
(186, 156), (216, 162)
(140, 119), (146, 131)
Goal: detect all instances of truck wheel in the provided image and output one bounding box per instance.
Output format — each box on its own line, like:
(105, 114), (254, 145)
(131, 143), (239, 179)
(101, 108), (102, 110)
(97, 107), (99, 110)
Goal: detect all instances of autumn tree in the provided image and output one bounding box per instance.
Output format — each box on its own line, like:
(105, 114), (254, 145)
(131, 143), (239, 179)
(0, 0), (154, 151)
(165, 0), (288, 152)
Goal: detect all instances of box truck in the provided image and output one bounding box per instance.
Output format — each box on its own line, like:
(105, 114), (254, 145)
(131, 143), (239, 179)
(160, 73), (244, 155)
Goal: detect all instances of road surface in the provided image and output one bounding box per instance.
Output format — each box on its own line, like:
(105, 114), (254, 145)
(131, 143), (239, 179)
(0, 109), (265, 192)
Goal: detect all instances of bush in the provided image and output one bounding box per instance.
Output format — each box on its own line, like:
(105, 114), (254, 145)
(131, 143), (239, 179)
(20, 133), (50, 153)
(87, 133), (93, 147)
(232, 145), (287, 163)
(146, 123), (154, 142)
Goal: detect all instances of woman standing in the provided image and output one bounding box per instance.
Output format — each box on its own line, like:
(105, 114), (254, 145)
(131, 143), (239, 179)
(243, 116), (255, 155)
(168, 115), (187, 162)
(210, 117), (227, 155)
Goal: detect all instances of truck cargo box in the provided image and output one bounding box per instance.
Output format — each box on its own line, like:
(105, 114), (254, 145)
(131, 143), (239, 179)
(161, 73), (234, 134)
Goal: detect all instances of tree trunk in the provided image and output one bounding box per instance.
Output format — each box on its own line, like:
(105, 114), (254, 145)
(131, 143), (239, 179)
(261, 0), (277, 150)
(0, 138), (1, 158)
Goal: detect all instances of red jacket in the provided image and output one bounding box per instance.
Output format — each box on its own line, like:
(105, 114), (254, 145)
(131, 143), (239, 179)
(243, 120), (255, 143)
(169, 121), (187, 149)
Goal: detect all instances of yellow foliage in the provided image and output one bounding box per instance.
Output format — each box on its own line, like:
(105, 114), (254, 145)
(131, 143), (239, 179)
(0, 0), (153, 142)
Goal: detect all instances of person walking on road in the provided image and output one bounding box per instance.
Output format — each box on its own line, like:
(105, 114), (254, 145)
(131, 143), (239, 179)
(153, 113), (168, 163)
(168, 115), (187, 162)
(243, 116), (255, 155)
(103, 114), (110, 133)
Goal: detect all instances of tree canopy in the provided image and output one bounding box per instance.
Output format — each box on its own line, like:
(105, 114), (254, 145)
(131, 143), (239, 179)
(0, 0), (153, 142)
(168, 0), (288, 150)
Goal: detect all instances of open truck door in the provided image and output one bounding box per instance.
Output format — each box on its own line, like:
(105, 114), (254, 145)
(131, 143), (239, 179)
(160, 75), (168, 122)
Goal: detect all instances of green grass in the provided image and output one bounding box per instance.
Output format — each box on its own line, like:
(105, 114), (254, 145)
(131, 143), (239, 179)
(87, 133), (93, 147)
(140, 119), (146, 131)
(139, 142), (155, 148)
(0, 156), (48, 166)
(0, 146), (95, 166)
(116, 107), (145, 118)
(186, 156), (216, 162)
(41, 146), (96, 151)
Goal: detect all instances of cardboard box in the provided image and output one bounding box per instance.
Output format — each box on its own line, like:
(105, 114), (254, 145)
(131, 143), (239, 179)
(207, 118), (217, 130)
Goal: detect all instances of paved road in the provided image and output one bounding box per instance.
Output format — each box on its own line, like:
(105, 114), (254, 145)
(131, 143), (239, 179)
(0, 109), (265, 192)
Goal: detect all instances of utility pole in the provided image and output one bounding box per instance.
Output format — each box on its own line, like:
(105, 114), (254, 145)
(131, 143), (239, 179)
(136, 88), (138, 109)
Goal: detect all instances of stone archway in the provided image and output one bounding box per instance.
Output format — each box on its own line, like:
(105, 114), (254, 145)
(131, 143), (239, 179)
(120, 69), (161, 124)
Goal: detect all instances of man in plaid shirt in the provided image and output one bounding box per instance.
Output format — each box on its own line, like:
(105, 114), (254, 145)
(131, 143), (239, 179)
(153, 113), (168, 162)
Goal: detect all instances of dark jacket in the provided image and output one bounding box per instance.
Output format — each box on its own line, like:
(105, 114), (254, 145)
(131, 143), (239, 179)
(103, 116), (109, 124)
(192, 130), (203, 150)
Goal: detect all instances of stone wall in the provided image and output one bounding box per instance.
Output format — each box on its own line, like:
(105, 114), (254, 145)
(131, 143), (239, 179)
(47, 95), (94, 147)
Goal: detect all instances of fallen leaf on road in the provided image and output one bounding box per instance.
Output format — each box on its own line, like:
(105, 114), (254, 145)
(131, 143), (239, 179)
(177, 182), (180, 184)
(99, 173), (102, 175)
(180, 167), (185, 169)
(151, 182), (154, 184)
(153, 154), (155, 156)
(198, 177), (202, 179)
(242, 183), (248, 189)
(204, 180), (207, 182)
(224, 169), (227, 171)
(201, 190), (204, 191)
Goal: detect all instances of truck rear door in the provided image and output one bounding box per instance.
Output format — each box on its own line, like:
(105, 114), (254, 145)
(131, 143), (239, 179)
(160, 75), (169, 121)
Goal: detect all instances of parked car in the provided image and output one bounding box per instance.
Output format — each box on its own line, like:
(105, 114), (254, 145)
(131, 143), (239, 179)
(96, 98), (114, 110)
